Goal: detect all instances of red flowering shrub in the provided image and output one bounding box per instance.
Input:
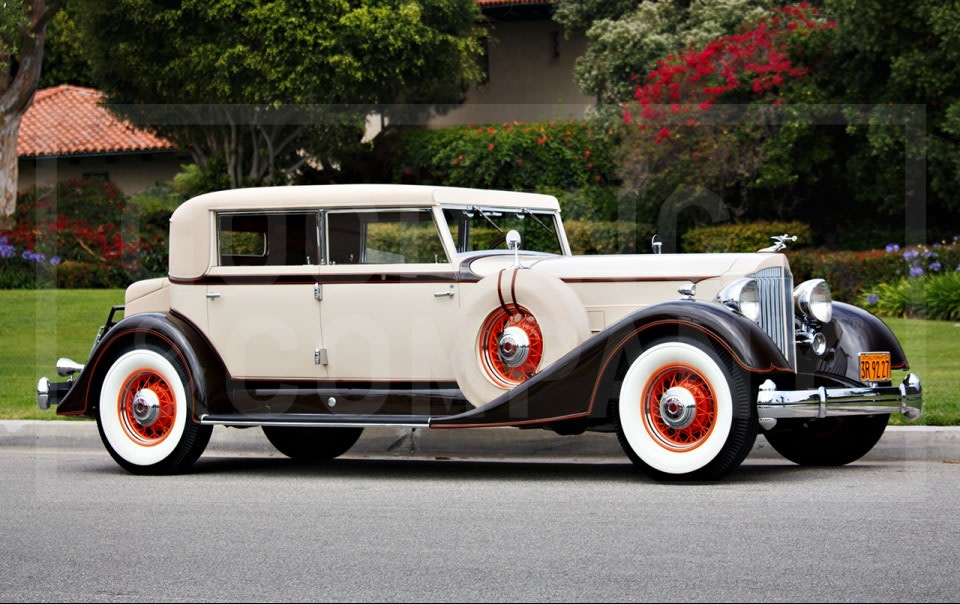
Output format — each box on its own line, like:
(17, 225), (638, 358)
(626, 3), (835, 139)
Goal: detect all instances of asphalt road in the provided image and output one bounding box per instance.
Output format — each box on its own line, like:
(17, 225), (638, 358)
(1, 447), (958, 602)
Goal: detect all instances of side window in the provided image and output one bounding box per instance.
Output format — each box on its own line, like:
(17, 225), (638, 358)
(327, 209), (448, 265)
(218, 212), (320, 267)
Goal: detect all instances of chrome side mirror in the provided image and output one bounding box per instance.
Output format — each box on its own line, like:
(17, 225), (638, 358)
(652, 234), (662, 255)
(506, 229), (522, 268)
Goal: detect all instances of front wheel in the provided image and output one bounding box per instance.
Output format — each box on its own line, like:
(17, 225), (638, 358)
(96, 343), (211, 474)
(262, 426), (363, 462)
(616, 337), (757, 481)
(763, 414), (889, 466)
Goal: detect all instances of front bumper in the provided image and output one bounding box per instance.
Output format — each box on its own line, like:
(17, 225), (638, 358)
(757, 373), (922, 421)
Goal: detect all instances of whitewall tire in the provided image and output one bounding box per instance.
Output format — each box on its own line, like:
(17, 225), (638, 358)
(617, 337), (756, 480)
(96, 344), (210, 474)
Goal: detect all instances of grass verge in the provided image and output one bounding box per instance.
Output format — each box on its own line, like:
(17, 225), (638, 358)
(0, 290), (956, 424)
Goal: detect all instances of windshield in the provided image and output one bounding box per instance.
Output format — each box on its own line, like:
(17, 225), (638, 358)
(442, 207), (564, 255)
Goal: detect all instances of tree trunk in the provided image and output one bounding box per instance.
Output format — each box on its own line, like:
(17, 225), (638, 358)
(0, 0), (63, 217)
(0, 112), (21, 217)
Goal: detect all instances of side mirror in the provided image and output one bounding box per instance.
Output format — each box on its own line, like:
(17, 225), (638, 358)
(506, 229), (522, 268)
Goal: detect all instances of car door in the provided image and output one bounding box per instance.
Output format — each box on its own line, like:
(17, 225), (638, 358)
(319, 207), (460, 382)
(204, 210), (326, 380)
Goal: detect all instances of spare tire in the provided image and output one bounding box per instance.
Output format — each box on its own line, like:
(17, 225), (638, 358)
(453, 268), (590, 407)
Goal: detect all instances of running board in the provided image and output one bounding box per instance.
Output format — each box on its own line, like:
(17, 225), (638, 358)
(200, 413), (433, 429)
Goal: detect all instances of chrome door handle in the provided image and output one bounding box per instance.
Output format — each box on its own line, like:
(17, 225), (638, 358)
(206, 292), (221, 300)
(433, 290), (455, 298)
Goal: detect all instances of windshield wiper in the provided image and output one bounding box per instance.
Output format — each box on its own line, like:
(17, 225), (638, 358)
(470, 206), (503, 233)
(521, 208), (554, 236)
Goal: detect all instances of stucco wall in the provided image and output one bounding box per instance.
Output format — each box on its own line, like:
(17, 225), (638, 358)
(18, 152), (183, 196)
(427, 20), (594, 126)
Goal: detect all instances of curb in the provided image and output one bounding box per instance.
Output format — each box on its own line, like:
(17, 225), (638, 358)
(1, 420), (957, 462)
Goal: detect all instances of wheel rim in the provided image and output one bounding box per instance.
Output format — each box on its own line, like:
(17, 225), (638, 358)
(641, 364), (717, 452)
(117, 369), (177, 445)
(479, 306), (544, 388)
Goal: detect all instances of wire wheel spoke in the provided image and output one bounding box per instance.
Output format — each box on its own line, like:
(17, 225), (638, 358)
(643, 365), (717, 451)
(479, 306), (543, 388)
(118, 370), (176, 445)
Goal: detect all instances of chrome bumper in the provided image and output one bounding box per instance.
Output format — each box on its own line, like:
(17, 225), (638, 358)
(757, 373), (922, 422)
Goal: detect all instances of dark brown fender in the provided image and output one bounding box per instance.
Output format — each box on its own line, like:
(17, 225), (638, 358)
(56, 312), (227, 421)
(431, 300), (792, 428)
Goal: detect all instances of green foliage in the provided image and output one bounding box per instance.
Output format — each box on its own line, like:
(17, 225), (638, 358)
(554, 0), (772, 106)
(71, 0), (484, 188)
(564, 219), (653, 254)
(39, 9), (95, 88)
(786, 248), (902, 303)
(0, 0), (27, 57)
(383, 121), (619, 192)
(863, 273), (960, 321)
(683, 220), (812, 253)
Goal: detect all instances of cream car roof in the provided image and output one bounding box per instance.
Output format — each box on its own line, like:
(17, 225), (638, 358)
(168, 185), (561, 279)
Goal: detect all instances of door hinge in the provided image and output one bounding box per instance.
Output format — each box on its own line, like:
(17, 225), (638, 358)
(315, 348), (328, 365)
(314, 283), (323, 301)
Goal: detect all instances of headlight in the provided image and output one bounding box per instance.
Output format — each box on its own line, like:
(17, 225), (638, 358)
(717, 278), (761, 322)
(794, 279), (833, 323)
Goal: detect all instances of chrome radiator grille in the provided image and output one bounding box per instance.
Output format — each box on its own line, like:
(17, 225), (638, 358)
(749, 267), (795, 369)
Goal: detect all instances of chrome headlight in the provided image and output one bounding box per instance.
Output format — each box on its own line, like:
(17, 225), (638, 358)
(717, 278), (761, 322)
(794, 279), (833, 323)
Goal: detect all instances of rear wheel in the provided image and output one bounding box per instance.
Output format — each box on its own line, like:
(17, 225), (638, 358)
(616, 336), (757, 481)
(97, 343), (211, 474)
(262, 426), (363, 462)
(763, 414), (889, 466)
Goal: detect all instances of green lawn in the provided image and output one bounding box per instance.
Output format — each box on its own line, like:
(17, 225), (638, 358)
(0, 290), (957, 423)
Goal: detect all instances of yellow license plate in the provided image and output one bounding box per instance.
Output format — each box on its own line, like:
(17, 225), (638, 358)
(859, 352), (891, 382)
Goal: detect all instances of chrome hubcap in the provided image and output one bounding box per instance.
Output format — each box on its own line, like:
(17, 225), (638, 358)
(131, 389), (161, 427)
(497, 326), (531, 368)
(659, 387), (697, 429)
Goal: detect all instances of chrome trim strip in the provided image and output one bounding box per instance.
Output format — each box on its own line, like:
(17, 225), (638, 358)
(199, 415), (431, 429)
(757, 373), (922, 420)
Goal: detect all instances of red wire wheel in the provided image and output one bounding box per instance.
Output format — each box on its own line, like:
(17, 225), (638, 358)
(641, 364), (717, 452)
(479, 306), (544, 388)
(117, 369), (177, 446)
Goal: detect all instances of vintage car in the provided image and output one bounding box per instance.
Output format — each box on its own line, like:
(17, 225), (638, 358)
(37, 184), (922, 479)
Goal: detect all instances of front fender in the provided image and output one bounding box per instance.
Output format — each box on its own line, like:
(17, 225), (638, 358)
(802, 302), (909, 384)
(57, 312), (227, 421)
(432, 300), (791, 427)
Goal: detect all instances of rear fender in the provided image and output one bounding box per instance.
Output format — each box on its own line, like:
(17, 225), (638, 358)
(56, 312), (227, 421)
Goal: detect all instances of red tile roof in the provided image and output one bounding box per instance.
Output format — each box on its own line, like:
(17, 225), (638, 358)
(17, 85), (175, 158)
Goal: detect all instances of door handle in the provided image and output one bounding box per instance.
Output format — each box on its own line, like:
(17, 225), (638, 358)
(433, 289), (455, 298)
(206, 292), (221, 300)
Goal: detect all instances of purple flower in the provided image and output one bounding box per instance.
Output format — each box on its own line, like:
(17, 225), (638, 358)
(22, 250), (32, 261)
(49, 256), (61, 266)
(922, 250), (937, 259)
(930, 262), (942, 272)
(909, 266), (924, 278)
(0, 243), (13, 259)
(885, 243), (900, 253)
(867, 293), (879, 305)
(0, 236), (7, 245)
(903, 249), (919, 260)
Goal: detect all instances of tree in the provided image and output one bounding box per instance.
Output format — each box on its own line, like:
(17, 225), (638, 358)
(554, 0), (771, 107)
(1, 0), (63, 217)
(39, 8), (94, 88)
(73, 0), (483, 189)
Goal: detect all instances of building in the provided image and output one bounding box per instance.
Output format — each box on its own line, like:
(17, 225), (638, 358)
(17, 85), (182, 196)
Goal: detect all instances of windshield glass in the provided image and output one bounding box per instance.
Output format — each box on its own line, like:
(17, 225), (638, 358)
(442, 207), (563, 255)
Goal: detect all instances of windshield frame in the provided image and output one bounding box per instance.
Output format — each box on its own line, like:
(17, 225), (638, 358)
(438, 204), (571, 258)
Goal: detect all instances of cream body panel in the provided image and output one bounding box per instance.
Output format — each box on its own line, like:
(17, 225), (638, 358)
(319, 264), (459, 380)
(204, 266), (324, 380)
(169, 283), (209, 334)
(124, 277), (170, 316)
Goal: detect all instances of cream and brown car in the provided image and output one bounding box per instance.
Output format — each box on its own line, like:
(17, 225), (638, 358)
(38, 185), (922, 479)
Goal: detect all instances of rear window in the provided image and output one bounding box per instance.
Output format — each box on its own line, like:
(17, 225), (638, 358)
(218, 212), (320, 266)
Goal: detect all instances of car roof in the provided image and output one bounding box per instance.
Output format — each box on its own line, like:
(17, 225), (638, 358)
(174, 184), (561, 213)
(167, 185), (560, 279)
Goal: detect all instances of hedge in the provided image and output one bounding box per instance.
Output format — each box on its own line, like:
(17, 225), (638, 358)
(683, 220), (813, 253)
(862, 272), (960, 321)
